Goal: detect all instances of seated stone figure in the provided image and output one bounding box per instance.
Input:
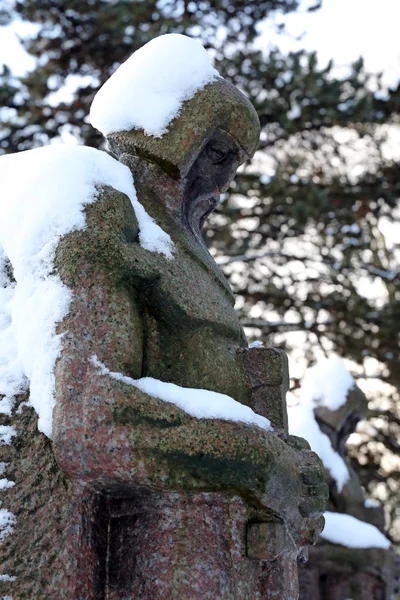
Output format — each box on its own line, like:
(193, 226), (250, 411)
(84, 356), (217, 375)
(0, 35), (328, 600)
(299, 385), (397, 599)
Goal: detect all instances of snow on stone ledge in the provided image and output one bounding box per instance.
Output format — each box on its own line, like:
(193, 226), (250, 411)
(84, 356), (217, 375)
(0, 479), (15, 491)
(321, 511), (391, 549)
(0, 398), (14, 418)
(90, 33), (220, 137)
(0, 145), (174, 437)
(301, 355), (355, 411)
(0, 248), (26, 404)
(91, 355), (273, 432)
(249, 340), (264, 348)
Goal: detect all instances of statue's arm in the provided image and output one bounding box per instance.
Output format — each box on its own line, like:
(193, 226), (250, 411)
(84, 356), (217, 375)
(51, 185), (326, 542)
(52, 186), (150, 467)
(53, 343), (326, 546)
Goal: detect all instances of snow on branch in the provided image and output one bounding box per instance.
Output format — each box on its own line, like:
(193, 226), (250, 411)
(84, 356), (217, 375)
(300, 355), (355, 412)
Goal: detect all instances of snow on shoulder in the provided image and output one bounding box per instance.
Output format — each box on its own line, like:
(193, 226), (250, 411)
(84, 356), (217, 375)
(91, 355), (273, 432)
(287, 355), (356, 493)
(0, 145), (173, 437)
(288, 396), (349, 492)
(321, 511), (391, 549)
(288, 356), (357, 491)
(90, 33), (220, 137)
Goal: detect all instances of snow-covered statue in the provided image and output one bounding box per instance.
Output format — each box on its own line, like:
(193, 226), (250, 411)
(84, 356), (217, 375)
(0, 35), (327, 599)
(288, 358), (396, 600)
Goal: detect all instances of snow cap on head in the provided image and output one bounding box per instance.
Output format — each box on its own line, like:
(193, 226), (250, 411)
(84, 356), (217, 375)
(315, 384), (368, 436)
(90, 33), (260, 178)
(90, 33), (220, 138)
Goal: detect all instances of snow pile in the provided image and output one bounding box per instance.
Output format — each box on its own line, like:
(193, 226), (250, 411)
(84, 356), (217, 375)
(321, 511), (391, 549)
(301, 355), (355, 411)
(0, 508), (16, 542)
(0, 480), (14, 491)
(91, 355), (273, 431)
(287, 355), (355, 491)
(364, 498), (381, 508)
(90, 33), (220, 137)
(0, 427), (16, 447)
(0, 145), (174, 437)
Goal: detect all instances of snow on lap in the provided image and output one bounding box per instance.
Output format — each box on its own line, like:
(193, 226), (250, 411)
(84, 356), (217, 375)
(91, 355), (273, 432)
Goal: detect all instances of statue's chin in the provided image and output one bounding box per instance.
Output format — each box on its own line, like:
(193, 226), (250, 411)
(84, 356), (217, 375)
(187, 194), (219, 241)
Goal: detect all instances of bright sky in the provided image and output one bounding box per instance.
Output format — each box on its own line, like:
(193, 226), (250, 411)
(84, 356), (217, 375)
(1, 0), (400, 85)
(260, 0), (400, 86)
(0, 20), (37, 76)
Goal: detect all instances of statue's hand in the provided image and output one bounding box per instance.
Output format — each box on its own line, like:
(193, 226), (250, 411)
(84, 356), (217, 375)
(236, 346), (289, 431)
(284, 434), (329, 546)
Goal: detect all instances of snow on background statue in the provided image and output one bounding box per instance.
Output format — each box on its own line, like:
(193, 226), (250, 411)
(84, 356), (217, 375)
(289, 356), (395, 599)
(288, 356), (390, 549)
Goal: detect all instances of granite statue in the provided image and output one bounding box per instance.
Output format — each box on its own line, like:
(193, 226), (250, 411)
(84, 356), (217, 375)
(298, 384), (397, 599)
(0, 40), (328, 600)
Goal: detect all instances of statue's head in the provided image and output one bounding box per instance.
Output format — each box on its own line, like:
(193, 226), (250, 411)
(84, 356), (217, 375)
(91, 34), (260, 237)
(314, 385), (368, 456)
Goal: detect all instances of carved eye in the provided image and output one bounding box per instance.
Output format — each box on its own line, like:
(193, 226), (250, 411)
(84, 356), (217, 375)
(206, 143), (229, 164)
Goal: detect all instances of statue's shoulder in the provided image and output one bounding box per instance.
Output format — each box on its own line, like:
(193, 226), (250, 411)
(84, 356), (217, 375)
(0, 143), (139, 256)
(84, 181), (140, 247)
(1, 143), (173, 286)
(57, 177), (175, 288)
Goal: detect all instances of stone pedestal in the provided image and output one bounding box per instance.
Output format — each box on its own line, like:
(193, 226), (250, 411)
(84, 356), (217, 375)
(0, 349), (327, 600)
(97, 492), (298, 600)
(299, 543), (396, 600)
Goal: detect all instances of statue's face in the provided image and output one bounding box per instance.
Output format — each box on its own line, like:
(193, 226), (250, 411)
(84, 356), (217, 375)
(183, 129), (246, 240)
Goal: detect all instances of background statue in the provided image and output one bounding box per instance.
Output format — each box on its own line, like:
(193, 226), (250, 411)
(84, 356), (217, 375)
(294, 368), (398, 600)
